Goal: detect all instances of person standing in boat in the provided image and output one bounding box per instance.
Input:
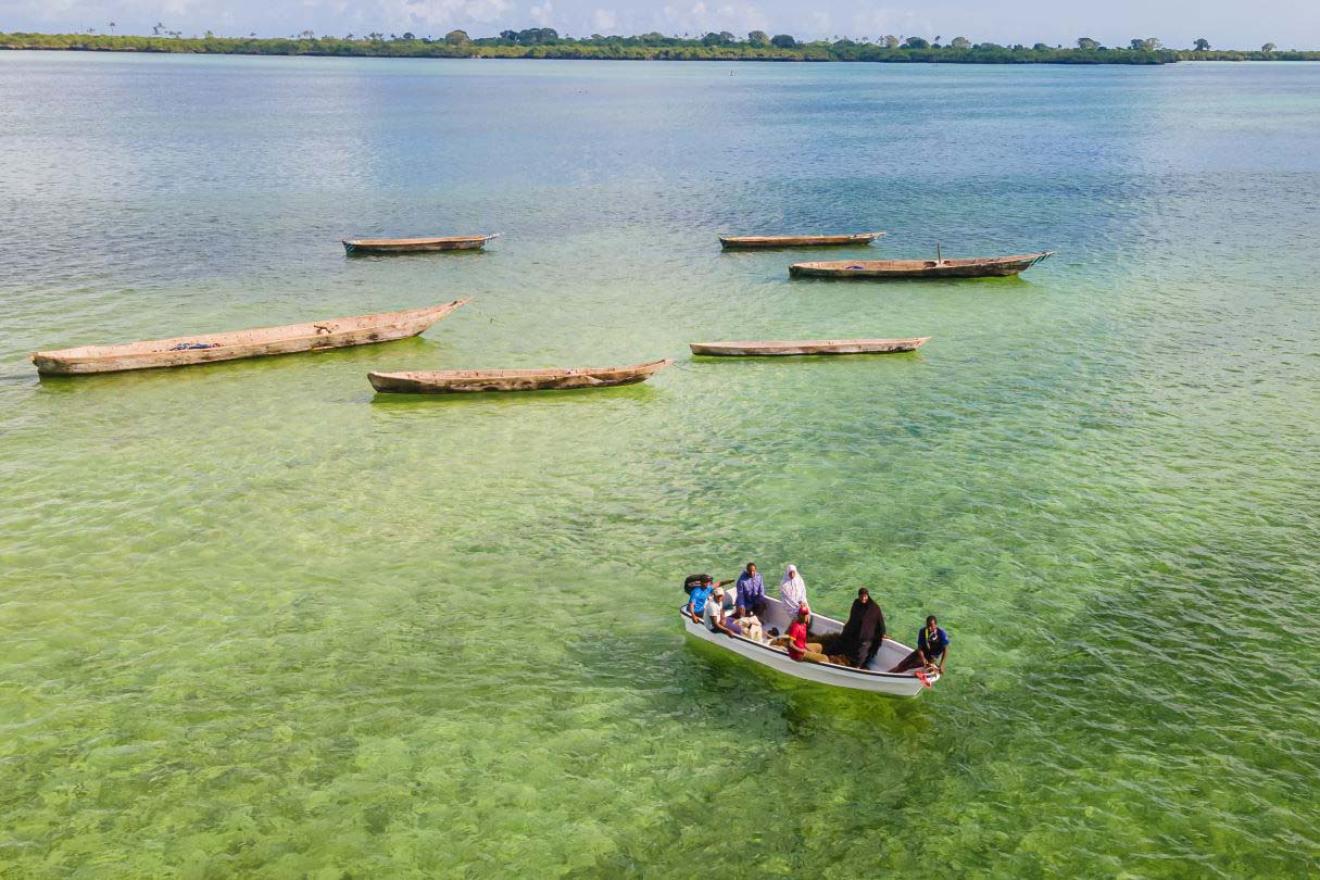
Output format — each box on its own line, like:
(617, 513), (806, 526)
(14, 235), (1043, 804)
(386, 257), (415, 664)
(890, 616), (949, 675)
(735, 562), (767, 617)
(835, 588), (886, 668)
(779, 564), (808, 614)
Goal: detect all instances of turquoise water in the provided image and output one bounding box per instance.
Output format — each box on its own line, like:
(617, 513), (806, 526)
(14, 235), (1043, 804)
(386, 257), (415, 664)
(2, 52), (1319, 877)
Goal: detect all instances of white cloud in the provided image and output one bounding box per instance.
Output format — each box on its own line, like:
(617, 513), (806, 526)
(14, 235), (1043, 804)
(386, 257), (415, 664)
(850, 7), (928, 40)
(591, 7), (616, 31)
(397, 0), (511, 28)
(658, 0), (764, 36)
(161, 0), (201, 17)
(528, 0), (553, 25)
(718, 3), (765, 31)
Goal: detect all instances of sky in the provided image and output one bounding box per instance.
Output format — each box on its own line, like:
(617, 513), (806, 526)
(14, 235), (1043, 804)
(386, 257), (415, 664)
(2, 0), (1316, 48)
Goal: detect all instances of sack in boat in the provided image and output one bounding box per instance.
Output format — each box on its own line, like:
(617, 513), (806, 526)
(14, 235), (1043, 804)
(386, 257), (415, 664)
(683, 574), (710, 595)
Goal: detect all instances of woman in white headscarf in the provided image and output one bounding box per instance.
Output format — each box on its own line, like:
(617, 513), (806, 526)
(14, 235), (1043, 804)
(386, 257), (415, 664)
(780, 564), (808, 614)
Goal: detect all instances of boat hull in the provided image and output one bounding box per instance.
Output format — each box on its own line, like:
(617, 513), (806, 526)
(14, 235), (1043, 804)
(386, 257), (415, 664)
(369, 358), (673, 394)
(720, 232), (884, 249)
(343, 234), (498, 254)
(690, 337), (930, 356)
(681, 596), (938, 697)
(790, 251), (1053, 279)
(32, 300), (470, 375)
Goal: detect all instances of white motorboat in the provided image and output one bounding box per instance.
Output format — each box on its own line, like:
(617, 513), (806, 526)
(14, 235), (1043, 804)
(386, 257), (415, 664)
(680, 595), (940, 697)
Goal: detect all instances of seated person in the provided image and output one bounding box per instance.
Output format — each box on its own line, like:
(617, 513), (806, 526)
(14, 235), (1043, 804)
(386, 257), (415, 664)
(890, 615), (950, 675)
(834, 588), (886, 668)
(771, 607), (808, 648)
(685, 576), (714, 624)
(685, 574), (734, 621)
(779, 564), (809, 615)
(780, 605), (832, 664)
(702, 587), (744, 637)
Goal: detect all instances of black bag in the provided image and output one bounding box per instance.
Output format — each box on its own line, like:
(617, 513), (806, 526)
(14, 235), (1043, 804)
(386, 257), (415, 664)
(683, 574), (709, 595)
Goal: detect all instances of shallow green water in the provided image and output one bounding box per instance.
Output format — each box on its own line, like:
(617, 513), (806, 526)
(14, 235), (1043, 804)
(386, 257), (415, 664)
(1, 53), (1318, 878)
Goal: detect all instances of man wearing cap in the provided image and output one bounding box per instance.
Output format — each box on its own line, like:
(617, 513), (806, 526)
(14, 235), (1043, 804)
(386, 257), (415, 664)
(702, 586), (743, 636)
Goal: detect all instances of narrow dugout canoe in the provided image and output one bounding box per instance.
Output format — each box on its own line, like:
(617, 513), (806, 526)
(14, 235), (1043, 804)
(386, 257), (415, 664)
(719, 231), (885, 249)
(682, 596), (940, 697)
(342, 234), (499, 254)
(32, 300), (470, 375)
(790, 251), (1054, 279)
(369, 358), (673, 394)
(690, 337), (930, 357)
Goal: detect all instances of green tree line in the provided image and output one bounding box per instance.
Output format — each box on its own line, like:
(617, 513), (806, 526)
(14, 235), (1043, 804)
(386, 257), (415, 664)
(2, 30), (1316, 64)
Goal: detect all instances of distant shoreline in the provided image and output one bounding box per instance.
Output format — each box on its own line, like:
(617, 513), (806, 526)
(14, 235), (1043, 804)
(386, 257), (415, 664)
(4, 32), (1317, 65)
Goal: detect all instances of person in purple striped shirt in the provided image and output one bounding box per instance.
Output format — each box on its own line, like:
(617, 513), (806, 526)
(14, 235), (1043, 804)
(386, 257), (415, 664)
(735, 562), (767, 616)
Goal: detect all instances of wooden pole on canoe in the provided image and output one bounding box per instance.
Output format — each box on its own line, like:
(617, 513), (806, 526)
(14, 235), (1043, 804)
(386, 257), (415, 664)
(936, 241), (942, 264)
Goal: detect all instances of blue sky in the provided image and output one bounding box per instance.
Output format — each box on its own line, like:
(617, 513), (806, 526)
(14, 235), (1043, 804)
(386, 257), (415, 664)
(3, 0), (1315, 48)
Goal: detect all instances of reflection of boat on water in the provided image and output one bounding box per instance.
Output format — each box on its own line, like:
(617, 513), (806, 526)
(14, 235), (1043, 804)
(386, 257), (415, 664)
(680, 596), (940, 697)
(369, 358), (673, 394)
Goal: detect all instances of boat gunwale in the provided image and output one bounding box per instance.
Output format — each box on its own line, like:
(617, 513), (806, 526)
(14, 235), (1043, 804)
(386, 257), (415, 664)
(32, 299), (470, 364)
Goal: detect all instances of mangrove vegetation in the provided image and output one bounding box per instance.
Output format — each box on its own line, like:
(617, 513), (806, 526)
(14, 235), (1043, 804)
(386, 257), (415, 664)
(2, 30), (1317, 64)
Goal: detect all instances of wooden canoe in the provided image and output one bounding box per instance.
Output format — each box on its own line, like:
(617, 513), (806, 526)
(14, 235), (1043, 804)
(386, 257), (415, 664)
(789, 251), (1054, 279)
(689, 337), (930, 357)
(343, 234), (499, 254)
(719, 231), (885, 249)
(369, 358), (673, 394)
(32, 300), (470, 375)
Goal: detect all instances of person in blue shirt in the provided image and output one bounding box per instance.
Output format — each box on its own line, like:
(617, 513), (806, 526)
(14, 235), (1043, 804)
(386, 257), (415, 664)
(890, 615), (950, 674)
(685, 574), (733, 623)
(735, 562), (767, 616)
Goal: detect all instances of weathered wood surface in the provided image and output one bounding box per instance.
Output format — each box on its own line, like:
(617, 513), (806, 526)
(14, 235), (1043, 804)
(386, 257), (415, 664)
(689, 337), (930, 356)
(32, 300), (470, 375)
(343, 234), (499, 254)
(369, 358), (673, 394)
(789, 251), (1054, 278)
(719, 231), (885, 249)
